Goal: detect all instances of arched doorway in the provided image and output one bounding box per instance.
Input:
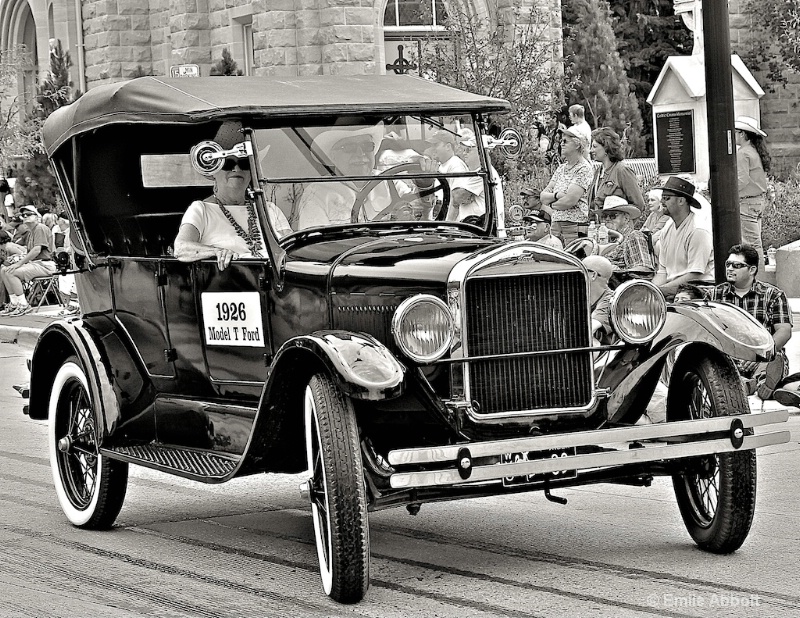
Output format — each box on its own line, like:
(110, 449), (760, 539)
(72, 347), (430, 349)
(0, 0), (39, 116)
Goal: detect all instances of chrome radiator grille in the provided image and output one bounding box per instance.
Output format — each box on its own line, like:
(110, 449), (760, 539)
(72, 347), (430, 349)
(464, 271), (593, 414)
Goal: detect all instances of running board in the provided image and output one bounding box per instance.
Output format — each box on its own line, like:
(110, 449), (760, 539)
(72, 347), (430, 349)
(102, 444), (240, 482)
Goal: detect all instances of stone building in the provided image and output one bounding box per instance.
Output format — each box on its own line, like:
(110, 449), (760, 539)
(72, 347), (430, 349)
(0, 0), (796, 173)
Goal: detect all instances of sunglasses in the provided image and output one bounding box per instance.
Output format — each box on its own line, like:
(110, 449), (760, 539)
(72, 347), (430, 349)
(725, 260), (750, 269)
(221, 157), (250, 171)
(601, 213), (620, 220)
(335, 141), (375, 156)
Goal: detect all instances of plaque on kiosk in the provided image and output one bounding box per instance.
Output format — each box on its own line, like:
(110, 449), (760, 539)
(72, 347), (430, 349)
(656, 110), (696, 175)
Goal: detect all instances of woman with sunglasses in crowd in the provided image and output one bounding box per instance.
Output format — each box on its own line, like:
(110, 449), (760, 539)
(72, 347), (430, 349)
(174, 121), (292, 271)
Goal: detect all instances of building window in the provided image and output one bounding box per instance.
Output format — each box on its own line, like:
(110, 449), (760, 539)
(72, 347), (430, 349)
(384, 0), (448, 31)
(383, 0), (449, 75)
(242, 23), (254, 76)
(229, 6), (255, 76)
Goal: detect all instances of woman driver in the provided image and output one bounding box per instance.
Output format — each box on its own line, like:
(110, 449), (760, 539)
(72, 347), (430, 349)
(174, 121), (291, 270)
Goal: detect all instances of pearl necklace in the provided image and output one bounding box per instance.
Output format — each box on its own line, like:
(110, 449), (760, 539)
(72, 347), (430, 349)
(213, 195), (263, 258)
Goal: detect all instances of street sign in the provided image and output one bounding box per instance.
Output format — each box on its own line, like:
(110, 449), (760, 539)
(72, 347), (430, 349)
(170, 64), (200, 78)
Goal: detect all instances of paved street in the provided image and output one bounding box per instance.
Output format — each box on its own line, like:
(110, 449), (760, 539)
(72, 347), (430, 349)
(1, 332), (798, 617)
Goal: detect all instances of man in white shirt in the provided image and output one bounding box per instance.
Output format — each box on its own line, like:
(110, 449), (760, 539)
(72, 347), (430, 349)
(652, 177), (714, 298)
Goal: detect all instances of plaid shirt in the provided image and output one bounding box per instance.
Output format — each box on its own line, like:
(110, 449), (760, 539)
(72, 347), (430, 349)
(606, 229), (654, 271)
(704, 280), (793, 334)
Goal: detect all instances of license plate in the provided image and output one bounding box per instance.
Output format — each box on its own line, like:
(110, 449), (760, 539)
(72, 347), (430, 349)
(501, 448), (578, 487)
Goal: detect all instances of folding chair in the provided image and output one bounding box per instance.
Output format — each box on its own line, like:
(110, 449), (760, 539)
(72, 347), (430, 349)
(25, 275), (65, 313)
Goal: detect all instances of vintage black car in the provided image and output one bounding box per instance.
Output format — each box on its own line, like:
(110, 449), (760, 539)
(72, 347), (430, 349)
(25, 76), (789, 604)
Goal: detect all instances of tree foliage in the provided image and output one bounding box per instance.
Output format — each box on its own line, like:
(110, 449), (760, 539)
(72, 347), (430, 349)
(210, 48), (244, 76)
(562, 0), (645, 156)
(15, 40), (79, 208)
(739, 0), (800, 89)
(0, 45), (41, 173)
(606, 0), (693, 154)
(419, 0), (572, 190)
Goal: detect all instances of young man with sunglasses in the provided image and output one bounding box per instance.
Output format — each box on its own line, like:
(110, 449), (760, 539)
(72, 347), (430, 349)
(701, 243), (793, 400)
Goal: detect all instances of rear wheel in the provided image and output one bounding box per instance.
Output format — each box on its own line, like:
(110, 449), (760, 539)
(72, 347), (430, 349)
(669, 354), (756, 553)
(48, 357), (128, 528)
(304, 374), (370, 603)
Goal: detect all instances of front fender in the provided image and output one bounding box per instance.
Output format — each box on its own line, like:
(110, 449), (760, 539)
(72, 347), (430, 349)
(602, 300), (773, 423)
(273, 330), (405, 401)
(663, 300), (774, 361)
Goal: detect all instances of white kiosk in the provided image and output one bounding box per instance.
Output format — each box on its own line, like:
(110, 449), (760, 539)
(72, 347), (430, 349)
(647, 54), (764, 186)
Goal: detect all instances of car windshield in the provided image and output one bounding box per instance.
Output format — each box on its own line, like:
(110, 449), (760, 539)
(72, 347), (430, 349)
(254, 115), (489, 232)
(141, 114), (490, 237)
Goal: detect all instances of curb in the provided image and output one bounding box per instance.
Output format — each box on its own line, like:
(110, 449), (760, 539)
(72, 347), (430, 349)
(0, 325), (43, 350)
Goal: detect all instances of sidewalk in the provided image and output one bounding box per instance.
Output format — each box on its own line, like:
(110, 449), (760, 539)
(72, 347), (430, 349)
(0, 305), (74, 349)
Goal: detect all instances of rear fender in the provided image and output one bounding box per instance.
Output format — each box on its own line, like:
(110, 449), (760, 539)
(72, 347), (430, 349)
(269, 330), (405, 401)
(28, 321), (121, 440)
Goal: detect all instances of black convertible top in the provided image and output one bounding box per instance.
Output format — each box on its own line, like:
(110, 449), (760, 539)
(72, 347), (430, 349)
(43, 75), (510, 155)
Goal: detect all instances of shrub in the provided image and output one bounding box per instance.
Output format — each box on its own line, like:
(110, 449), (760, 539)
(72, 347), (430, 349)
(763, 174), (800, 249)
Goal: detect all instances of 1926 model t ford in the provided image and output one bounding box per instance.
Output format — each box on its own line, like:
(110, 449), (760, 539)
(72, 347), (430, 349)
(26, 75), (789, 603)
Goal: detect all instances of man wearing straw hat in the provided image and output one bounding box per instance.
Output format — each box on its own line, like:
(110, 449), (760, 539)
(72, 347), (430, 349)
(598, 195), (654, 274)
(735, 115), (771, 266)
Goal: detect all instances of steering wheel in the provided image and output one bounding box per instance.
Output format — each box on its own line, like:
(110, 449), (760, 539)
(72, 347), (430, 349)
(350, 162), (451, 223)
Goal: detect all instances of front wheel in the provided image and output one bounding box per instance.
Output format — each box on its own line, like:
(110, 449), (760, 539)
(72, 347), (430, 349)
(304, 374), (370, 603)
(48, 357), (128, 528)
(669, 354), (756, 553)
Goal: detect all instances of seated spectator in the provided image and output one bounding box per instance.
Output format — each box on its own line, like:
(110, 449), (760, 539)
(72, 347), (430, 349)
(520, 186), (542, 211)
(652, 177), (714, 299)
(7, 214), (29, 247)
(523, 209), (563, 250)
(0, 230), (26, 310)
(699, 243), (792, 400)
(0, 205), (57, 316)
(673, 283), (706, 303)
(598, 195), (654, 275)
(583, 255), (615, 344)
(641, 188), (670, 242)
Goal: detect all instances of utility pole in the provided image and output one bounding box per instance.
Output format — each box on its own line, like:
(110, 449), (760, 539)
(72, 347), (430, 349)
(702, 0), (739, 281)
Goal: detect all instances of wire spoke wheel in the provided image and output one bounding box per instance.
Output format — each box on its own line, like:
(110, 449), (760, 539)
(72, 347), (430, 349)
(669, 353), (756, 553)
(49, 357), (128, 529)
(304, 374), (370, 603)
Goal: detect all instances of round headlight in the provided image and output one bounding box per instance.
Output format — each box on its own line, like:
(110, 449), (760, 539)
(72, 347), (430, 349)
(610, 280), (666, 344)
(392, 295), (454, 363)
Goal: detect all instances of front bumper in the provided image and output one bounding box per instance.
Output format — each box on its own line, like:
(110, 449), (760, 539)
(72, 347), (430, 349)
(387, 410), (789, 489)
